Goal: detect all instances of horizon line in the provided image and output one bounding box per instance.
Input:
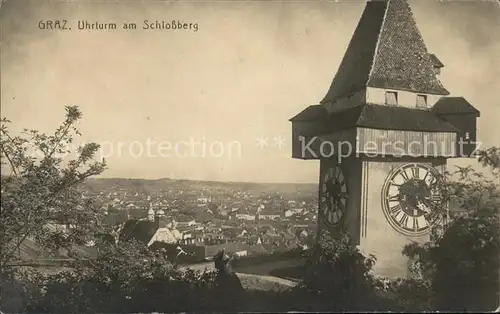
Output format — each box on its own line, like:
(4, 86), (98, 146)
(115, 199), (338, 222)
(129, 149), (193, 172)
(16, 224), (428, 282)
(89, 176), (318, 186)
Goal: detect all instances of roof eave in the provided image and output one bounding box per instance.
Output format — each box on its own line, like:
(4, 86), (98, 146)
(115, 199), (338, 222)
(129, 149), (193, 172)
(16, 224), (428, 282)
(366, 81), (450, 96)
(356, 124), (459, 133)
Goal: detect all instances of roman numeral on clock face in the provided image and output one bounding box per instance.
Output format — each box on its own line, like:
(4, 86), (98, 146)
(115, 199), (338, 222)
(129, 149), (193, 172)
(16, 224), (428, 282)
(399, 213), (409, 227)
(387, 194), (399, 202)
(390, 204), (402, 216)
(425, 174), (437, 187)
(411, 165), (419, 178)
(425, 211), (439, 223)
(400, 170), (410, 181)
(412, 217), (419, 230)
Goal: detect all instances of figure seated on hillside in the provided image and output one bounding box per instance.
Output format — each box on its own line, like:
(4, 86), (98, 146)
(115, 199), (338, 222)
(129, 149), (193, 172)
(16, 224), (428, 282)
(213, 248), (244, 309)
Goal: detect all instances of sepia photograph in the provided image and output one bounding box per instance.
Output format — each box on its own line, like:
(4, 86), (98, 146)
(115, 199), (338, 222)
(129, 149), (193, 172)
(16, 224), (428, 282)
(1, 0), (499, 312)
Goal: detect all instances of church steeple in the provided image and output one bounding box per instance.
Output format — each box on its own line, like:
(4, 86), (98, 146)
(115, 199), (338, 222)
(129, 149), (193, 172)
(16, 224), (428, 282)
(147, 202), (155, 221)
(321, 0), (449, 106)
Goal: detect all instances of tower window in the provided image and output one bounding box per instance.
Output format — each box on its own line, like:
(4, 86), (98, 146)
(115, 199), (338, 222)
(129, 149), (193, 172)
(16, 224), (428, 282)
(385, 91), (398, 106)
(416, 94), (428, 108)
(465, 132), (470, 140)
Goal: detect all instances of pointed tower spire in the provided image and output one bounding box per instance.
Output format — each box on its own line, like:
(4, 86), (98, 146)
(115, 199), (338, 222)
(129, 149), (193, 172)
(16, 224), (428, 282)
(147, 202), (155, 221)
(321, 0), (449, 106)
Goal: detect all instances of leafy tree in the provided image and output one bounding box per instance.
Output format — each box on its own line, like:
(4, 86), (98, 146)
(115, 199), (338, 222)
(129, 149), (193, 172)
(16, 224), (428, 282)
(1, 106), (106, 310)
(403, 147), (500, 311)
(477, 146), (500, 177)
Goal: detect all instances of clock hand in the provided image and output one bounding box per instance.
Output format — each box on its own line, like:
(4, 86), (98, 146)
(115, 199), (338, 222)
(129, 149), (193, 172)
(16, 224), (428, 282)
(412, 196), (421, 215)
(416, 199), (431, 214)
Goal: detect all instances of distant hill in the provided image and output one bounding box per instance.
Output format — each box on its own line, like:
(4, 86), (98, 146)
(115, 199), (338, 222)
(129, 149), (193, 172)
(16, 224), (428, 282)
(82, 177), (318, 196)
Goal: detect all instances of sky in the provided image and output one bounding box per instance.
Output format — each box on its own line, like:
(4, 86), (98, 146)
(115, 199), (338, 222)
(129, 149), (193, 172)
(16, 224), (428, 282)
(1, 0), (499, 183)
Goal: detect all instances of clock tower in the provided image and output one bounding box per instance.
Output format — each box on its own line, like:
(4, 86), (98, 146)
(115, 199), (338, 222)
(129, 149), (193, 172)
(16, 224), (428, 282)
(290, 0), (480, 278)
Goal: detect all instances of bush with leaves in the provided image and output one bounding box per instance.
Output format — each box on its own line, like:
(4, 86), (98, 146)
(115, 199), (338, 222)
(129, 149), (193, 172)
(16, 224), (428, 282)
(375, 276), (433, 311)
(287, 230), (395, 311)
(403, 147), (500, 311)
(22, 240), (221, 313)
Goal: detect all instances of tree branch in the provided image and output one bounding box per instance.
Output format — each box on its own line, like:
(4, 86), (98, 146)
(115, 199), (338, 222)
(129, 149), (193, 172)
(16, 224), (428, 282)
(46, 119), (73, 160)
(0, 130), (21, 177)
(0, 146), (18, 177)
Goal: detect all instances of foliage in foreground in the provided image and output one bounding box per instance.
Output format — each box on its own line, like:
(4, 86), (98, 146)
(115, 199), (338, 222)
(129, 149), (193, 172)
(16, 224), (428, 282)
(285, 231), (397, 311)
(12, 241), (218, 313)
(0, 106), (107, 272)
(402, 149), (500, 312)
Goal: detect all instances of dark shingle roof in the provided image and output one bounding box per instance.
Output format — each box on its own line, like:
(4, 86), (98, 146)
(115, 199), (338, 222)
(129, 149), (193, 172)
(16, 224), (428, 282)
(429, 53), (444, 68)
(290, 104), (363, 137)
(291, 103), (459, 133)
(289, 104), (364, 136)
(432, 97), (480, 116)
(357, 104), (458, 132)
(321, 0), (387, 103)
(289, 105), (328, 122)
(119, 219), (157, 244)
(248, 243), (269, 255)
(321, 0), (449, 104)
(367, 0), (449, 95)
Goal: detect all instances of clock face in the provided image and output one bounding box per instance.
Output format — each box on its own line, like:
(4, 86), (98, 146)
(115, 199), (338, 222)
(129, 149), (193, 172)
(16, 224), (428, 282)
(381, 163), (443, 236)
(319, 165), (348, 226)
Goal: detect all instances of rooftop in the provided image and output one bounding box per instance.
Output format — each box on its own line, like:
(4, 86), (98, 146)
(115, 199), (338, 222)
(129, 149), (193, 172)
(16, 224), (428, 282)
(321, 0), (449, 105)
(290, 103), (459, 133)
(432, 97), (481, 116)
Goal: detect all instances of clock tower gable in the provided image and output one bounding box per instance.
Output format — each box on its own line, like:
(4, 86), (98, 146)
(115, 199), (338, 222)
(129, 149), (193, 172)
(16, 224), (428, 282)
(321, 0), (449, 113)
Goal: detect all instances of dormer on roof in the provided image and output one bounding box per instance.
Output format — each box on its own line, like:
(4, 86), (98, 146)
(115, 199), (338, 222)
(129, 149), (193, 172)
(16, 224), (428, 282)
(432, 97), (480, 156)
(429, 53), (444, 76)
(321, 0), (449, 112)
(432, 97), (479, 116)
(429, 53), (444, 69)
